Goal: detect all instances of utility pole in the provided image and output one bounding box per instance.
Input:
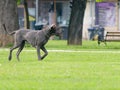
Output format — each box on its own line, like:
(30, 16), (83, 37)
(90, 0), (93, 28)
(54, 0), (56, 24)
(36, 0), (39, 24)
(117, 0), (120, 31)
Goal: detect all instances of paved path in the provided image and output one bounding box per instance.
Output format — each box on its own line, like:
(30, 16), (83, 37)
(1, 48), (120, 53)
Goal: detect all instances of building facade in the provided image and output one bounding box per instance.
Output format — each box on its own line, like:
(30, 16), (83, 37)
(18, 0), (120, 40)
(84, 0), (119, 39)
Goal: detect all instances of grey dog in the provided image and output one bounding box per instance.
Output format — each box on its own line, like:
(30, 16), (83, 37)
(3, 24), (56, 61)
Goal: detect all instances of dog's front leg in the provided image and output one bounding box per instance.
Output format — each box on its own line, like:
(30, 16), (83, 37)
(41, 46), (48, 60)
(36, 46), (41, 60)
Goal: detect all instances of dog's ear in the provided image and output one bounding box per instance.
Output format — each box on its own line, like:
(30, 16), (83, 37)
(51, 24), (56, 30)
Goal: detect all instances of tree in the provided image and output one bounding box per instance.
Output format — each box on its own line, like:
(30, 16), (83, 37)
(0, 0), (19, 47)
(17, 0), (30, 29)
(68, 0), (87, 45)
(24, 0), (30, 29)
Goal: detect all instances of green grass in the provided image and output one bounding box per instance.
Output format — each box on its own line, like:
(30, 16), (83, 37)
(45, 40), (120, 50)
(1, 40), (120, 90)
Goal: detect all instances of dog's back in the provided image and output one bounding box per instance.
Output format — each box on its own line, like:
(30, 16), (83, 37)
(14, 29), (48, 47)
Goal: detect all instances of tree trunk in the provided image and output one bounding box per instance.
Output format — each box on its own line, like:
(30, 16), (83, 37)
(0, 0), (19, 47)
(68, 0), (87, 45)
(24, 0), (30, 29)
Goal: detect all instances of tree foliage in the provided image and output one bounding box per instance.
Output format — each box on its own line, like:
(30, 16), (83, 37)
(17, 0), (21, 5)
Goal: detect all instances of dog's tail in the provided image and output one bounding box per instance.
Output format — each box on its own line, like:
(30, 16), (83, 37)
(2, 24), (15, 35)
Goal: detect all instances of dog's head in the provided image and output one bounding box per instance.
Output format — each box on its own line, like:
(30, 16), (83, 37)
(49, 24), (57, 35)
(48, 24), (64, 38)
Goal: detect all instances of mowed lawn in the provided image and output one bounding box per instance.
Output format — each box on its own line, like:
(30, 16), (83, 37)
(0, 40), (120, 90)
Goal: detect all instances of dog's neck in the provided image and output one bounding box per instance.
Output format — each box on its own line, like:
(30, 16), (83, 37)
(43, 29), (51, 39)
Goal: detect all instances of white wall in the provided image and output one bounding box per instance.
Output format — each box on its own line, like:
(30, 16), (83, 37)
(83, 1), (95, 40)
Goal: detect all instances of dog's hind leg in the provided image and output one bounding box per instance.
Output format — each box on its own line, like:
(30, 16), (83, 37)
(9, 44), (21, 61)
(36, 46), (41, 60)
(16, 41), (25, 61)
(41, 46), (48, 60)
